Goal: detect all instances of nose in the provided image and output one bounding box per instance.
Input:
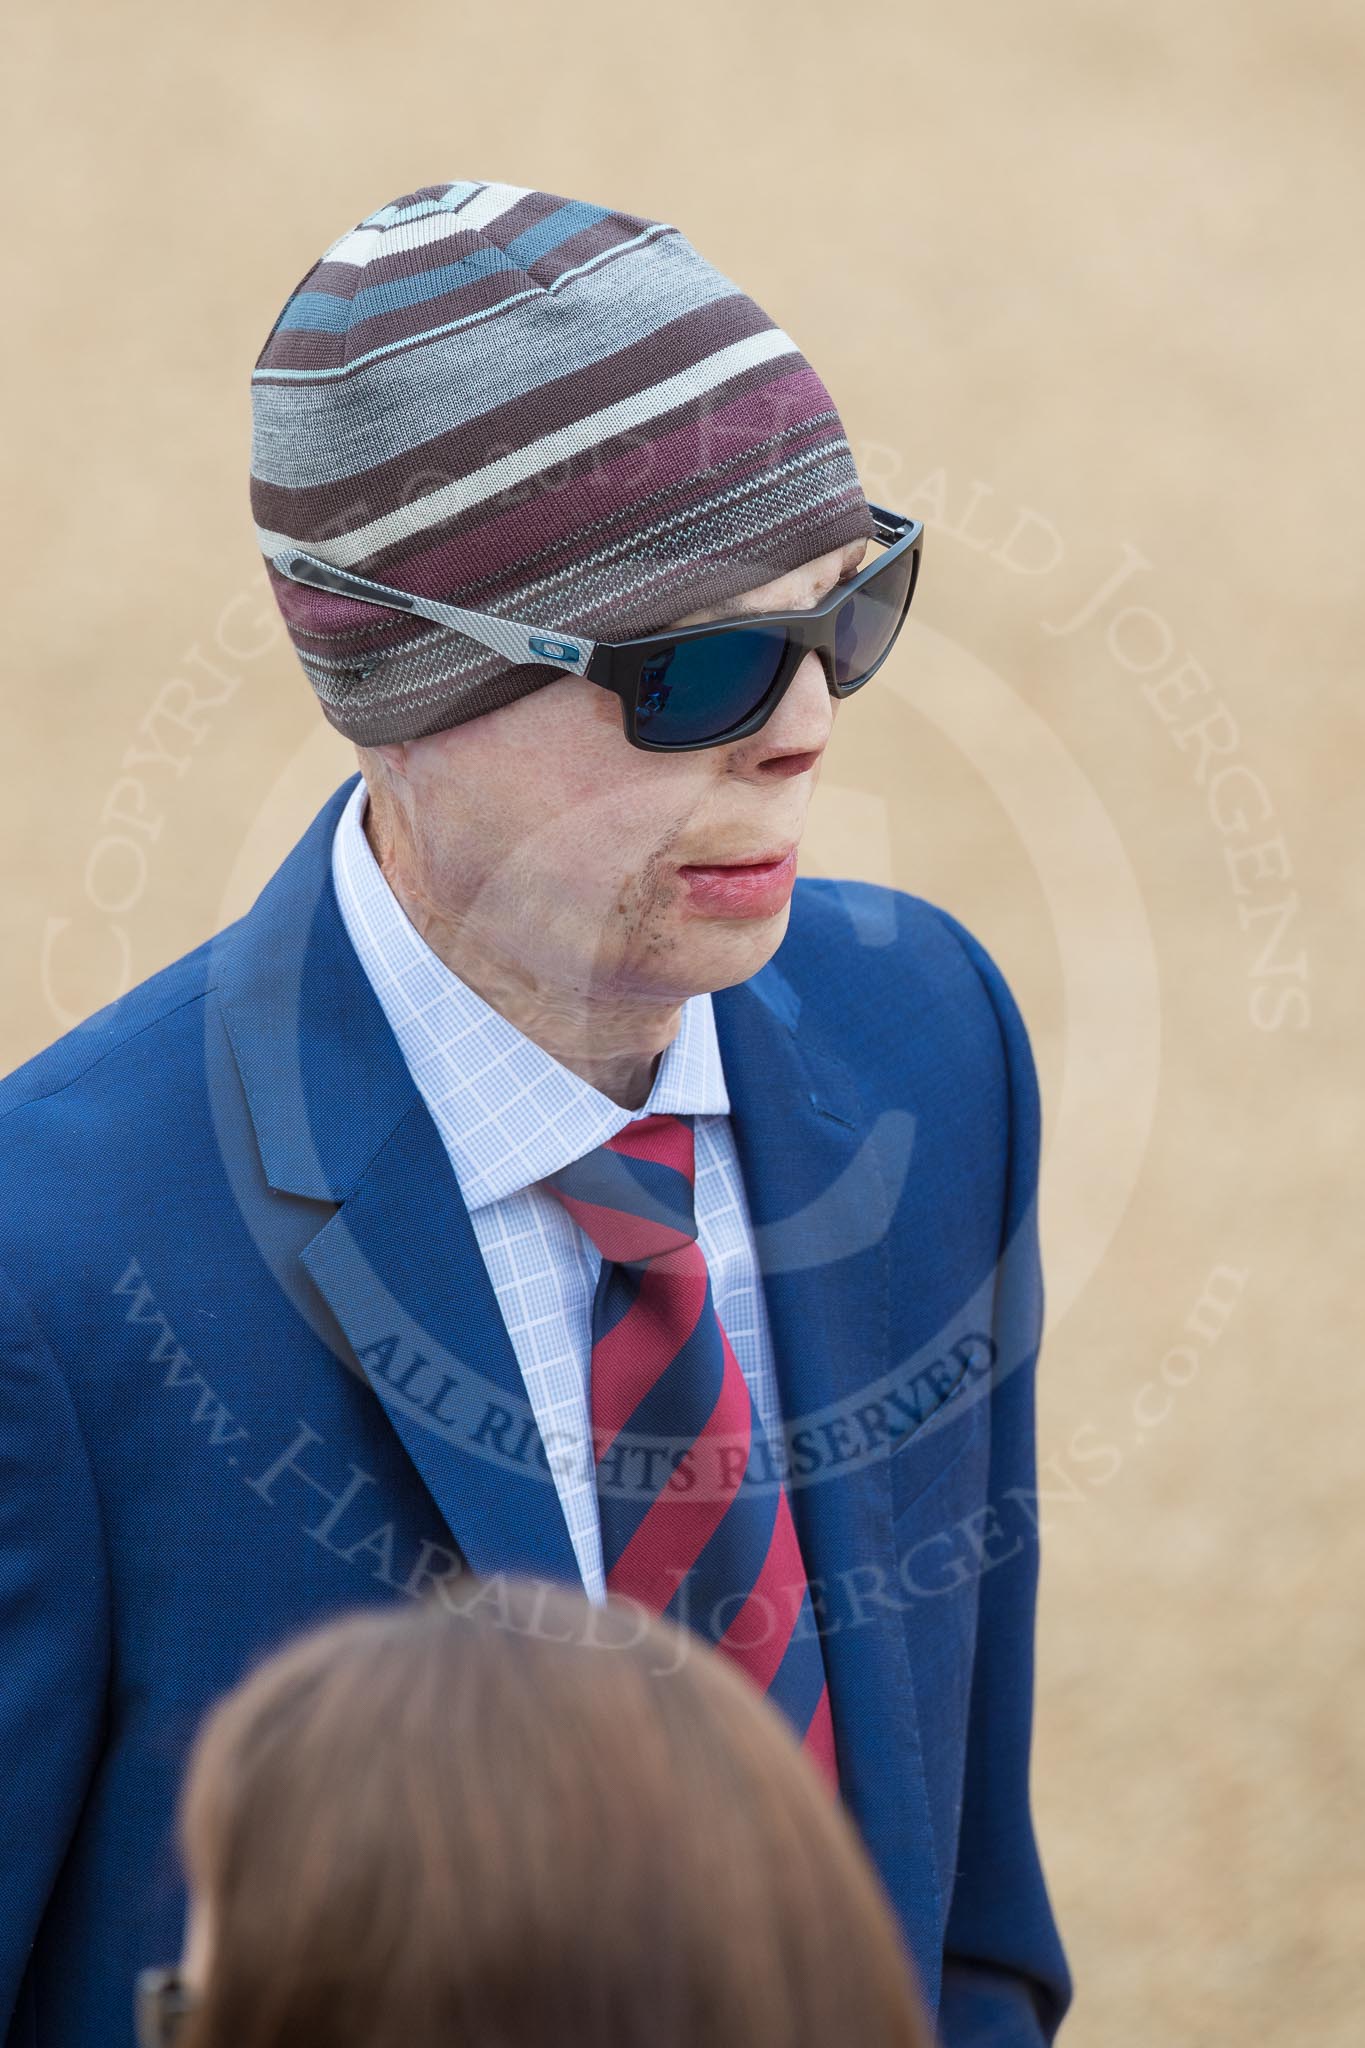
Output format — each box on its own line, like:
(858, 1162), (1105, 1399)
(729, 648), (835, 777)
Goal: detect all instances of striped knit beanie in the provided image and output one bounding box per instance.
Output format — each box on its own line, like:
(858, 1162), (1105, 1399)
(250, 180), (875, 746)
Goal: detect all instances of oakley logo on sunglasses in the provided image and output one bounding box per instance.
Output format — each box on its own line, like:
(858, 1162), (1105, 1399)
(529, 635), (583, 663)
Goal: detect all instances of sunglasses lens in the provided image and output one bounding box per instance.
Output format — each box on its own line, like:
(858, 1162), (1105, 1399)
(633, 626), (787, 747)
(832, 547), (916, 690)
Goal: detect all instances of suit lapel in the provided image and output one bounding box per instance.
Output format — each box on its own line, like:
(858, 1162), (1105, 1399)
(214, 771), (581, 1585)
(295, 1100), (584, 1586)
(216, 773), (942, 1996)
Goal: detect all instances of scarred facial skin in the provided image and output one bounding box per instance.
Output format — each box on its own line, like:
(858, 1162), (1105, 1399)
(356, 536), (868, 1111)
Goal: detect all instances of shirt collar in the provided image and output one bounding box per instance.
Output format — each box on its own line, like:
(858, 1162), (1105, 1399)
(330, 776), (730, 1212)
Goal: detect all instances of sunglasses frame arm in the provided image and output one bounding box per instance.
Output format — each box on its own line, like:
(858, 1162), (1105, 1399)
(268, 503), (921, 695)
(268, 547), (599, 677)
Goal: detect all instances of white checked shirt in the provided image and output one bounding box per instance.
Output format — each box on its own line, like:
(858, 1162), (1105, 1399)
(330, 775), (785, 1602)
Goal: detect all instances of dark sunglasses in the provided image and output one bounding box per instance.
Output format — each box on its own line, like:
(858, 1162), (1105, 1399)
(271, 504), (923, 752)
(135, 1966), (196, 2048)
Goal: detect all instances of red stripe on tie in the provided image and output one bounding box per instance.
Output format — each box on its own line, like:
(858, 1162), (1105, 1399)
(802, 1685), (838, 1791)
(715, 1486), (810, 1692)
(589, 1246), (710, 1453)
(607, 1358), (752, 1607)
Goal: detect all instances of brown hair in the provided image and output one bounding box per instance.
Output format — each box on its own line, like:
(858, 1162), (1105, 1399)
(176, 1573), (932, 2048)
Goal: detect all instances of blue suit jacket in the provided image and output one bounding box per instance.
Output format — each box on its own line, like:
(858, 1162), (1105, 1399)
(0, 772), (1072, 2046)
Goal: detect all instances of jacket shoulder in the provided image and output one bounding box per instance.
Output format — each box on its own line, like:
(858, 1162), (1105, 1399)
(787, 874), (1033, 1035)
(0, 923), (235, 1125)
(784, 874), (1041, 1143)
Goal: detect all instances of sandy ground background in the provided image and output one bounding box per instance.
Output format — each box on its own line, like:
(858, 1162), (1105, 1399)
(5, 1), (1361, 2040)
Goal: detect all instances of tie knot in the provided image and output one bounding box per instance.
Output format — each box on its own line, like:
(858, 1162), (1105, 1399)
(536, 1112), (698, 1266)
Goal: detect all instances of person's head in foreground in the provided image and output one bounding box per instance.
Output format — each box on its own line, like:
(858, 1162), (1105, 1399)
(141, 1575), (932, 2048)
(252, 179), (922, 1107)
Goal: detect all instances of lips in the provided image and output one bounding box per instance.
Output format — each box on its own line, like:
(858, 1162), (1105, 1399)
(676, 846), (798, 919)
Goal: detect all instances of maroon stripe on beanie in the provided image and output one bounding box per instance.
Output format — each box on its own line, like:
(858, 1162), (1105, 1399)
(250, 293), (784, 540)
(365, 364), (848, 596)
(442, 418), (861, 619)
(483, 458), (873, 641)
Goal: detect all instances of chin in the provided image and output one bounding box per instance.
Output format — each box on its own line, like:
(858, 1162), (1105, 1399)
(677, 902), (793, 983)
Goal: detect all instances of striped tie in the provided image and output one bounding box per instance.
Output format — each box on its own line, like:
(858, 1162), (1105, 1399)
(536, 1111), (838, 1788)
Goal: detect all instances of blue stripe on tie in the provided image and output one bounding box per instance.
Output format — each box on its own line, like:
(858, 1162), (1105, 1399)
(763, 1583), (830, 1740)
(595, 1281), (726, 1572)
(570, 1147), (684, 1213)
(503, 201), (610, 269)
(662, 1400), (778, 1636)
(552, 1150), (695, 1244)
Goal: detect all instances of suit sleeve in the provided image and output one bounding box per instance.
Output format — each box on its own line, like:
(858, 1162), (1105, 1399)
(924, 906), (1074, 2046)
(0, 1256), (112, 2026)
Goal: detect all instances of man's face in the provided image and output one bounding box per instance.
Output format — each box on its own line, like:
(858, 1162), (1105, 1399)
(363, 535), (867, 1010)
